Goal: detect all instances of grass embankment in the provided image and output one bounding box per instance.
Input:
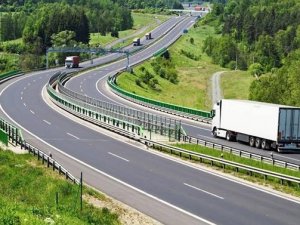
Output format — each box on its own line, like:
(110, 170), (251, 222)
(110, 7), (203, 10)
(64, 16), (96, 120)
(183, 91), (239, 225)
(221, 70), (254, 99)
(172, 143), (300, 196)
(90, 13), (170, 47)
(117, 24), (223, 111)
(0, 149), (120, 225)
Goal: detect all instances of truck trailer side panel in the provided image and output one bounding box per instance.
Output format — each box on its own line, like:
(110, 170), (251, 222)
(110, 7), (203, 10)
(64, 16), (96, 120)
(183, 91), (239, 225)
(278, 108), (300, 142)
(220, 100), (279, 141)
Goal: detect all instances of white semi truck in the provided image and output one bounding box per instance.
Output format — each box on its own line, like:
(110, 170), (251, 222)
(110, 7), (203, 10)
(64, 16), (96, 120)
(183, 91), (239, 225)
(211, 99), (300, 152)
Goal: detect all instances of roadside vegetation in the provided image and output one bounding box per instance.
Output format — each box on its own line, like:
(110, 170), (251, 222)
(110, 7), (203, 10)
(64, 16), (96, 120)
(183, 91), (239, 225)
(221, 70), (254, 99)
(90, 13), (169, 47)
(0, 149), (120, 224)
(117, 23), (223, 111)
(170, 143), (300, 197)
(202, 0), (300, 107)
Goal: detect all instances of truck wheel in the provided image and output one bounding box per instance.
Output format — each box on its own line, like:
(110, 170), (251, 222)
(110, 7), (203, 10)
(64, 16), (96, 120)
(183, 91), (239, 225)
(212, 128), (217, 138)
(249, 137), (255, 147)
(255, 138), (262, 149)
(261, 139), (270, 150)
(226, 132), (232, 141)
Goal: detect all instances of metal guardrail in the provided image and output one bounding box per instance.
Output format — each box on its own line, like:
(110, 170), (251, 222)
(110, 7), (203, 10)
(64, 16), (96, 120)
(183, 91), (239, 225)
(47, 73), (144, 139)
(143, 138), (300, 186)
(56, 72), (183, 141)
(107, 75), (212, 123)
(0, 70), (23, 84)
(0, 115), (80, 184)
(0, 117), (23, 145)
(182, 135), (300, 171)
(20, 140), (80, 184)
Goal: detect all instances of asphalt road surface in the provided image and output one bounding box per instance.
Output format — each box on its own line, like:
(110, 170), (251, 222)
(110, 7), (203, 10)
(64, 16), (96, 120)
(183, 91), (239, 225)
(1, 16), (300, 225)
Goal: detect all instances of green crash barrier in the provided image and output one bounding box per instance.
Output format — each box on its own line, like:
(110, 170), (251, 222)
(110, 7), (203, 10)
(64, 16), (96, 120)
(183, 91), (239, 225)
(0, 70), (22, 80)
(0, 129), (9, 146)
(153, 47), (168, 57)
(107, 77), (212, 118)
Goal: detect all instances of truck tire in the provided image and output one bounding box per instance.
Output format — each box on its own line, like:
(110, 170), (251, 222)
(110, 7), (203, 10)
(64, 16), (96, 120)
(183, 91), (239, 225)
(226, 132), (232, 141)
(255, 138), (262, 149)
(261, 139), (270, 150)
(249, 137), (255, 147)
(212, 128), (217, 138)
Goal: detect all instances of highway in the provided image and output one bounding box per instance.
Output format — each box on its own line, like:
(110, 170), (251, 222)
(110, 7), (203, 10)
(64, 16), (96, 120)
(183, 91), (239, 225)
(1, 16), (300, 225)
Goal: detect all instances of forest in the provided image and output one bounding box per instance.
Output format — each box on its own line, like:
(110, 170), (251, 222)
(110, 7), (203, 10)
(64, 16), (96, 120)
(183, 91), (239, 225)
(201, 0), (300, 106)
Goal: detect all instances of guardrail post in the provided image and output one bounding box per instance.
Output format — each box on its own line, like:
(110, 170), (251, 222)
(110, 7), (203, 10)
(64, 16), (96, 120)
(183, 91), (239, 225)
(47, 157), (50, 167)
(66, 171), (68, 180)
(53, 161), (55, 171)
(42, 155), (45, 164)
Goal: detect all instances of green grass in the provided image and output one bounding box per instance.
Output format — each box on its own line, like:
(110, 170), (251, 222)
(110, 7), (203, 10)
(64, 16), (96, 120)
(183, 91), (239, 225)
(89, 33), (116, 46)
(0, 149), (120, 225)
(221, 70), (254, 99)
(172, 143), (300, 196)
(1, 38), (23, 45)
(117, 24), (224, 111)
(89, 13), (170, 47)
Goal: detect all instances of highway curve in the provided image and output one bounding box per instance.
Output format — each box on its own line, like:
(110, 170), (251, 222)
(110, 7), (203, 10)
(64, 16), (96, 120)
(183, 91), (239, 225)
(1, 16), (300, 225)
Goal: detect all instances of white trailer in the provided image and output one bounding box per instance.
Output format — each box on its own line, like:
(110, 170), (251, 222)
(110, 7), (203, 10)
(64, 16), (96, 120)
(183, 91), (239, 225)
(211, 99), (300, 152)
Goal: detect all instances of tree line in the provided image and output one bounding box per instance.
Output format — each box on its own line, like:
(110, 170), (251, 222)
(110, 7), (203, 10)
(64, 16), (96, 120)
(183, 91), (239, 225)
(1, 0), (133, 43)
(201, 0), (300, 106)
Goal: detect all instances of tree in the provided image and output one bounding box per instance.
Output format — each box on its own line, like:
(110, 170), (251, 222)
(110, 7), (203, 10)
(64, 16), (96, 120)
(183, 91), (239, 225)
(248, 63), (263, 78)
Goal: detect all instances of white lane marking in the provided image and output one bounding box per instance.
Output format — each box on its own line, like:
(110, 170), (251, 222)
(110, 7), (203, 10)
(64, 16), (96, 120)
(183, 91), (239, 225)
(27, 83), (31, 86)
(43, 120), (51, 125)
(80, 85), (82, 89)
(21, 96), (23, 100)
(274, 154), (300, 162)
(184, 183), (224, 200)
(24, 87), (26, 90)
(81, 89), (84, 93)
(67, 132), (80, 140)
(33, 79), (36, 82)
(23, 103), (26, 107)
(30, 110), (35, 115)
(198, 134), (216, 140)
(108, 152), (130, 162)
(21, 91), (23, 95)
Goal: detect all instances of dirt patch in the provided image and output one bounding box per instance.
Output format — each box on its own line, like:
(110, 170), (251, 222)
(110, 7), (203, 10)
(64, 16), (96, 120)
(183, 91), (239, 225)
(84, 194), (163, 225)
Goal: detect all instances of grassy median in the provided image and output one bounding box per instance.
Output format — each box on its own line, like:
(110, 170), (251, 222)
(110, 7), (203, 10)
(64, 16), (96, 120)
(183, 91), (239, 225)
(117, 23), (223, 111)
(171, 143), (300, 196)
(0, 149), (120, 225)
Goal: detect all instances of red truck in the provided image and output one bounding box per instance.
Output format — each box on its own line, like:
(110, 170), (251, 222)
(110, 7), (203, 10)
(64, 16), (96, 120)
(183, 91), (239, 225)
(65, 56), (80, 68)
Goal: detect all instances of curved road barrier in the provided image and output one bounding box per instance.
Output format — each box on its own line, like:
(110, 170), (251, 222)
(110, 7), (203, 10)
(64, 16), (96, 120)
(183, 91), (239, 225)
(107, 75), (212, 123)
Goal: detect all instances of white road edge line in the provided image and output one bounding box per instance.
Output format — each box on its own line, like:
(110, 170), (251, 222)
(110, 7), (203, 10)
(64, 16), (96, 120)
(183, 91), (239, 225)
(0, 37), (298, 225)
(23, 103), (26, 107)
(184, 183), (224, 200)
(30, 110), (35, 114)
(43, 120), (51, 125)
(67, 132), (80, 140)
(108, 152), (130, 162)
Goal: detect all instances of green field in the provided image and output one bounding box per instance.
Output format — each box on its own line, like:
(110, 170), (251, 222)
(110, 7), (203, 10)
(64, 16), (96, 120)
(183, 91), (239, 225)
(221, 70), (254, 100)
(90, 13), (170, 47)
(0, 149), (120, 225)
(117, 24), (223, 111)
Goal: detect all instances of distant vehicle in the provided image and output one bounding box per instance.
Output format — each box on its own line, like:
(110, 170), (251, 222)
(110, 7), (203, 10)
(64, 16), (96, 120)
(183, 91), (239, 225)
(145, 32), (152, 40)
(133, 38), (140, 46)
(211, 99), (300, 152)
(183, 29), (188, 33)
(65, 56), (80, 68)
(194, 5), (202, 11)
